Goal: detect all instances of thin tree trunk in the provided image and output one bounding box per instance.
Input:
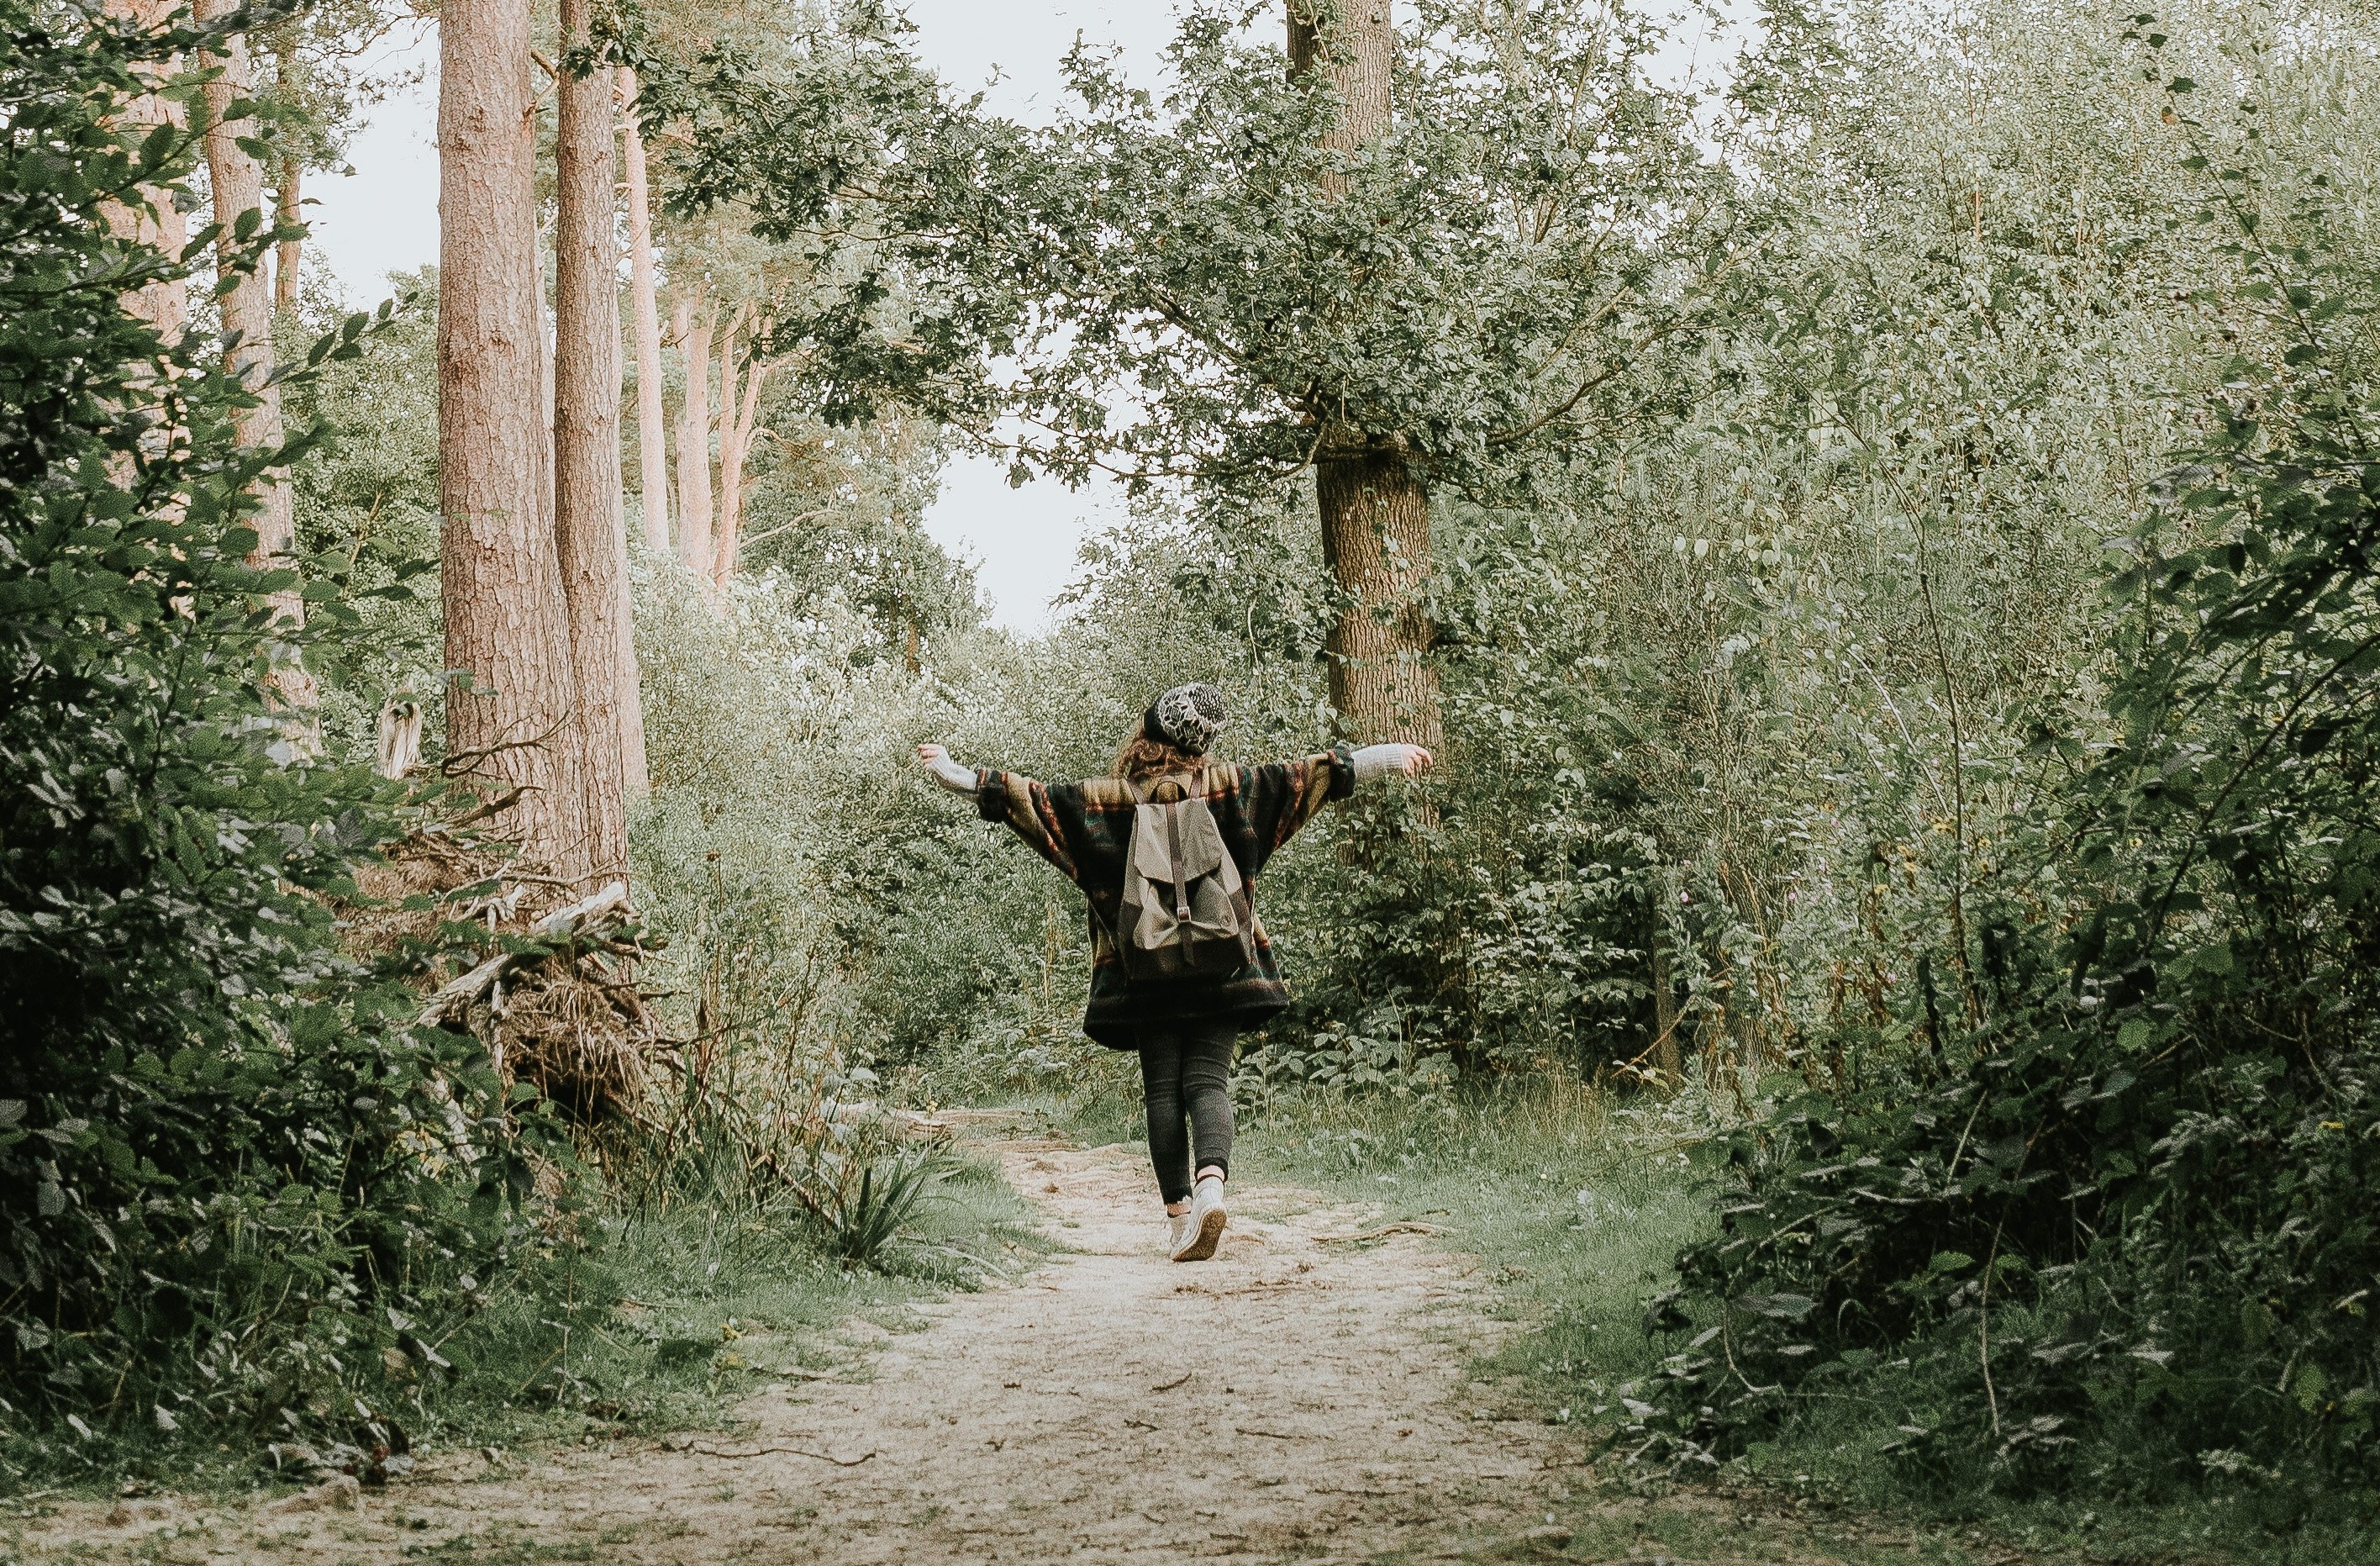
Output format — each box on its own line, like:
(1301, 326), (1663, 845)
(274, 155), (302, 309)
(619, 67), (671, 556)
(713, 310), (769, 586)
(1651, 944), (1681, 1086)
(1288, 0), (1442, 748)
(102, 0), (187, 342)
(272, 52), (301, 310)
(196, 0), (315, 718)
(439, 0), (590, 878)
(671, 293), (715, 583)
(554, 0), (645, 862)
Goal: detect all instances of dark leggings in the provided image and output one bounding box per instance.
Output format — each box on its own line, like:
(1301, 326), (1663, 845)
(1136, 1018), (1237, 1205)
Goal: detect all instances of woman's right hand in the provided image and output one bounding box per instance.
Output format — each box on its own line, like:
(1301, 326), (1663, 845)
(918, 742), (977, 793)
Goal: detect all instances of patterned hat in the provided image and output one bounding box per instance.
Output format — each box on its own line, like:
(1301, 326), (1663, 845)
(1143, 683), (1227, 755)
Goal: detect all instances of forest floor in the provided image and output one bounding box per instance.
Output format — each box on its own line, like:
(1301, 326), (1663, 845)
(13, 1120), (2027, 1566)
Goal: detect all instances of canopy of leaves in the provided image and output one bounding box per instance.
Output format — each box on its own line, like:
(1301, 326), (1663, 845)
(671, 0), (1740, 498)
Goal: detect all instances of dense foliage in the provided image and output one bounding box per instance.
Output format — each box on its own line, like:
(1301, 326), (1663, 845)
(14, 0), (2380, 1525)
(0, 0), (519, 1465)
(636, 0), (2380, 1509)
(1608, 7), (2380, 1504)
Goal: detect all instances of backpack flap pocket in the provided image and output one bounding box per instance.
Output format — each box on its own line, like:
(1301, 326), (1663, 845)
(1118, 797), (1254, 981)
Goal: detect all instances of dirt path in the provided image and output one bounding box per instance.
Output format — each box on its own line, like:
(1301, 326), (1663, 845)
(35, 1136), (1598, 1564)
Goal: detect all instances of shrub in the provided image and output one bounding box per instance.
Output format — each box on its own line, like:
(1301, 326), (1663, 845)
(0, 0), (522, 1461)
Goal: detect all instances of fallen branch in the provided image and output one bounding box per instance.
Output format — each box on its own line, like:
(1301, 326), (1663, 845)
(682, 1442), (875, 1466)
(417, 881), (630, 1028)
(1314, 1221), (1447, 1245)
(430, 785), (530, 835)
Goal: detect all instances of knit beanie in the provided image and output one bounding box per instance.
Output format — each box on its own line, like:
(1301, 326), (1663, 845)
(1143, 683), (1227, 755)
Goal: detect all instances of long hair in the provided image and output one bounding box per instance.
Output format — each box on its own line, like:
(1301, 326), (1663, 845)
(1110, 731), (1213, 784)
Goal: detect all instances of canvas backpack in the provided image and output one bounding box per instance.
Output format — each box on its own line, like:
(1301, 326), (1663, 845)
(1115, 773), (1256, 982)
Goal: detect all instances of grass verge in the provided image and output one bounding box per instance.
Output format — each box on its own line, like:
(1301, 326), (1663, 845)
(0, 1147), (1045, 1509)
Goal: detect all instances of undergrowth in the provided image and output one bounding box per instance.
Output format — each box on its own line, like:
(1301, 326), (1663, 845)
(1214, 1076), (2380, 1566)
(6, 1150), (1042, 1502)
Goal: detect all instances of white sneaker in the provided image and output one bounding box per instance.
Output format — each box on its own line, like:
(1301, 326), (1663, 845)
(1172, 1176), (1227, 1263)
(1163, 1210), (1190, 1255)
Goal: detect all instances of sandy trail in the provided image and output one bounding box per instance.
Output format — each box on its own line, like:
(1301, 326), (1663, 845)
(36, 1136), (1587, 1564)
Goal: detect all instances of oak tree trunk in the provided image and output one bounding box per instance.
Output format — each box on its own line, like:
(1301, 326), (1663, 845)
(196, 0), (315, 717)
(1288, 0), (1442, 748)
(554, 0), (647, 858)
(1315, 451), (1442, 748)
(619, 68), (672, 556)
(439, 0), (591, 878)
(671, 294), (716, 583)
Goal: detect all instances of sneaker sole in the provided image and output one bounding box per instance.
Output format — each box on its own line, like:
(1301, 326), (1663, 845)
(1172, 1206), (1227, 1263)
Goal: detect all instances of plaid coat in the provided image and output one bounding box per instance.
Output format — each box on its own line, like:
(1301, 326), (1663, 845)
(974, 748), (1356, 1047)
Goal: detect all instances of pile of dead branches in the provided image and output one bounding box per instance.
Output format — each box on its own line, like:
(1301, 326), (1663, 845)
(347, 791), (669, 1128)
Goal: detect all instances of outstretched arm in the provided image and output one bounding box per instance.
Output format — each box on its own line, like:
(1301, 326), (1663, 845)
(919, 743), (1082, 884)
(916, 742), (977, 795)
(1351, 743), (1435, 784)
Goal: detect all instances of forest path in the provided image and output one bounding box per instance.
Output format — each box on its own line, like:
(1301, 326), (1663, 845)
(32, 1131), (1988, 1565)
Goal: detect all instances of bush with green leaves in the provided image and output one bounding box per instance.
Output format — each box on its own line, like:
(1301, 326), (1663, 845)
(0, 0), (524, 1465)
(1648, 33), (2380, 1495)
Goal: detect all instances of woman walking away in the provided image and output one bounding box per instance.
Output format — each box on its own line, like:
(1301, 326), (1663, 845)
(916, 683), (1431, 1263)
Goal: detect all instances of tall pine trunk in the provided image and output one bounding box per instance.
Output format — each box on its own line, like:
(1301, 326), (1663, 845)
(553, 0), (647, 856)
(438, 0), (590, 878)
(101, 0), (186, 342)
(196, 0), (314, 718)
(1288, 0), (1442, 749)
(671, 294), (715, 583)
(619, 67), (671, 556)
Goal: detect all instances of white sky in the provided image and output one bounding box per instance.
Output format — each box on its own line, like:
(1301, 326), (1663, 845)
(308, 2), (1741, 630)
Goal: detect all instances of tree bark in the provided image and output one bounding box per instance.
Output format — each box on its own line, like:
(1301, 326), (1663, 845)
(439, 0), (590, 878)
(1651, 943), (1681, 1086)
(713, 309), (769, 586)
(1288, 0), (1442, 748)
(671, 293), (716, 583)
(101, 0), (187, 342)
(1287, 0), (1393, 186)
(196, 0), (315, 717)
(553, 0), (646, 863)
(1315, 451), (1442, 748)
(619, 67), (671, 556)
